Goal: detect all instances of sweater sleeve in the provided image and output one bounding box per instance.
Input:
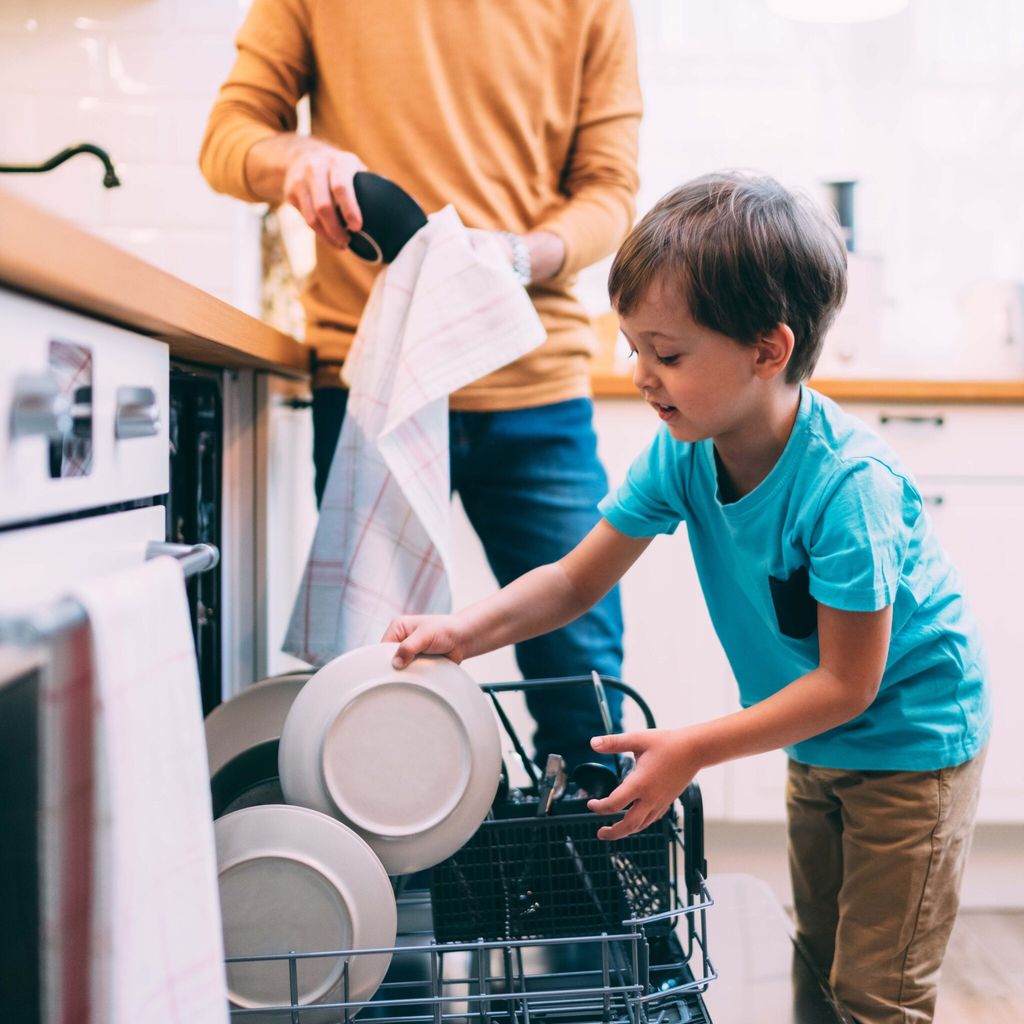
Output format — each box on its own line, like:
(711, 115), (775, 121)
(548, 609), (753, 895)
(198, 0), (314, 203)
(535, 0), (642, 278)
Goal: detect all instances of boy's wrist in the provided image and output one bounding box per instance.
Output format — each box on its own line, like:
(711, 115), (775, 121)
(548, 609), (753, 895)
(682, 721), (720, 771)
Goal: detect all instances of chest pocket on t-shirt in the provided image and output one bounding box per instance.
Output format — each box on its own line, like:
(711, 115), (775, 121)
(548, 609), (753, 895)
(769, 566), (818, 639)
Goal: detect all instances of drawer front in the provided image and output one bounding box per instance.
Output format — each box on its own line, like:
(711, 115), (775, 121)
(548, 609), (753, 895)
(0, 289), (169, 526)
(841, 401), (1024, 480)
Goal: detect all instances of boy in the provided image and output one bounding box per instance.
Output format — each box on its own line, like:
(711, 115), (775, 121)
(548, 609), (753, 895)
(384, 172), (990, 1024)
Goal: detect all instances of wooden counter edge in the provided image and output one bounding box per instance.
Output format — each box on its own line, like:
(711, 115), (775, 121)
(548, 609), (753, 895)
(590, 372), (1024, 404)
(0, 188), (310, 380)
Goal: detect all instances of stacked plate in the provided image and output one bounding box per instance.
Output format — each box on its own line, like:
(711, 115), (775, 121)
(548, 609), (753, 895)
(278, 643), (503, 875)
(204, 644), (502, 1019)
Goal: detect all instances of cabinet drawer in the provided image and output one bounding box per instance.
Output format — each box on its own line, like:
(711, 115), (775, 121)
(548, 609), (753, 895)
(842, 402), (1024, 480)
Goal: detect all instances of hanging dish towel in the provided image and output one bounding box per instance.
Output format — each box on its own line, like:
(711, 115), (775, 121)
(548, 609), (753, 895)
(284, 206), (545, 665)
(72, 556), (228, 1024)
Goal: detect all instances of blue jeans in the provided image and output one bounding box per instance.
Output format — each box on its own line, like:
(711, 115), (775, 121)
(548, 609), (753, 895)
(312, 390), (624, 769)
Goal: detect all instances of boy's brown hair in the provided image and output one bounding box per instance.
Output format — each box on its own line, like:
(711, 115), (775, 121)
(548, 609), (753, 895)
(609, 172), (848, 383)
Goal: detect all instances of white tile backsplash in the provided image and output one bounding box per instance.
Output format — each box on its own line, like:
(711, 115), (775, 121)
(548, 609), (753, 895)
(0, 0), (257, 312)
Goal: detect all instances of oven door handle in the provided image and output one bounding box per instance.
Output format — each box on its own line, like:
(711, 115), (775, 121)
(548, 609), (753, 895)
(0, 543), (219, 647)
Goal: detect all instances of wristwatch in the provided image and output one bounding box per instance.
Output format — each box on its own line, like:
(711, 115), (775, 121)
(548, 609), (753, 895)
(501, 231), (532, 287)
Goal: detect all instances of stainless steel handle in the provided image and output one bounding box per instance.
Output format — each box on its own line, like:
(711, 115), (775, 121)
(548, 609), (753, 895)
(115, 386), (160, 439)
(9, 373), (70, 440)
(0, 542), (219, 647)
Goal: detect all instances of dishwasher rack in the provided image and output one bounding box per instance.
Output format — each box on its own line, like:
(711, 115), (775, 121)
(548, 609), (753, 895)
(225, 676), (717, 1023)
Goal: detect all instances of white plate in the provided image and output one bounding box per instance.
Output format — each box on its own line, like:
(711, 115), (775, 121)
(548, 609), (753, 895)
(204, 674), (310, 777)
(215, 804), (396, 1018)
(278, 643), (502, 875)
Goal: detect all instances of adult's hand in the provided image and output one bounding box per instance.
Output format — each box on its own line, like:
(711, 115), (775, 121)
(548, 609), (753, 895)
(382, 613), (474, 669)
(282, 141), (366, 249)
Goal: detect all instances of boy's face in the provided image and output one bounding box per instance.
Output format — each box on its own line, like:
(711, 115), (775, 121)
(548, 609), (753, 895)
(617, 276), (765, 444)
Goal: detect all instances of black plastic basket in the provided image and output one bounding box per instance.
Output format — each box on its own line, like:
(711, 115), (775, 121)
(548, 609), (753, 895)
(430, 676), (694, 945)
(430, 800), (675, 943)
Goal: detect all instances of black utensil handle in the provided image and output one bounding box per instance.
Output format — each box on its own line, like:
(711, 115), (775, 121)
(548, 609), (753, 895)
(487, 690), (541, 790)
(680, 782), (707, 896)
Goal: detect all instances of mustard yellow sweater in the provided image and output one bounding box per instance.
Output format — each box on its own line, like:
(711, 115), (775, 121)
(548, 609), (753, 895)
(200, 0), (641, 409)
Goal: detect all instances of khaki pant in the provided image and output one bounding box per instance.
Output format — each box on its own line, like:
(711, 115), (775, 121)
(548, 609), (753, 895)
(786, 749), (986, 1024)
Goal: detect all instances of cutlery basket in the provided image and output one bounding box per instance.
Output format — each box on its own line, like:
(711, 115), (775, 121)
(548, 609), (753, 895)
(430, 676), (707, 945)
(430, 803), (675, 943)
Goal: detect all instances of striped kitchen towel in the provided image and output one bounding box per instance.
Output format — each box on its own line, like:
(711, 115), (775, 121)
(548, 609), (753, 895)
(72, 556), (228, 1024)
(283, 206), (545, 665)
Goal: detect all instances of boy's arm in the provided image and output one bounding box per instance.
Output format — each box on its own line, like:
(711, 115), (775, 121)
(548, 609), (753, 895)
(589, 602), (893, 839)
(385, 520), (651, 668)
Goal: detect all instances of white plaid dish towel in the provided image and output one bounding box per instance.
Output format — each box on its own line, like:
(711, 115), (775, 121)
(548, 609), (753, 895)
(72, 556), (228, 1024)
(283, 205), (546, 665)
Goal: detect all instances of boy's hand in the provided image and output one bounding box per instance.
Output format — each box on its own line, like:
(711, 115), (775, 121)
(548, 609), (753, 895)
(586, 727), (704, 841)
(381, 614), (472, 669)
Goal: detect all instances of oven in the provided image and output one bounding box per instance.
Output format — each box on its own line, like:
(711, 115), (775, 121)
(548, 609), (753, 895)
(0, 286), (221, 1022)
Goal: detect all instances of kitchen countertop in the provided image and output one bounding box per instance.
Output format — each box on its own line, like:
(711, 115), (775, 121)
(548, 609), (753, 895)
(0, 187), (309, 379)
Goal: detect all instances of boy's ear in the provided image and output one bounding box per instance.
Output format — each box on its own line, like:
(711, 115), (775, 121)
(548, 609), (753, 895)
(753, 323), (795, 380)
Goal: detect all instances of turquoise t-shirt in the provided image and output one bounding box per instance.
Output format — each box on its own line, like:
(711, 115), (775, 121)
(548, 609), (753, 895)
(599, 386), (990, 771)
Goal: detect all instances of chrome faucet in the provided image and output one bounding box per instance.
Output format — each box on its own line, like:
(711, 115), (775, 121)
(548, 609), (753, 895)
(0, 143), (120, 188)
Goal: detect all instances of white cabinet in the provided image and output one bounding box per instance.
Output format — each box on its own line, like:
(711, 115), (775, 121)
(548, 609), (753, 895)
(255, 374), (318, 679)
(594, 395), (1024, 824)
(851, 402), (1024, 823)
(917, 479), (1024, 821)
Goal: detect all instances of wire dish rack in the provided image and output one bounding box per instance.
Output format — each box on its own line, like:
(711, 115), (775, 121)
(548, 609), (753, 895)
(225, 676), (717, 1023)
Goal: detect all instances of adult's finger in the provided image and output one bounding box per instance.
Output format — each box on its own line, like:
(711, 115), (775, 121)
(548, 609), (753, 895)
(329, 160), (364, 234)
(308, 165), (348, 248)
(292, 182), (318, 234)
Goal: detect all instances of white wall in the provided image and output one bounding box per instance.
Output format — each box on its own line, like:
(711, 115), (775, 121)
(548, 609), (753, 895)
(3, 1), (1021, 375)
(576, 0), (1024, 377)
(0, 0), (260, 314)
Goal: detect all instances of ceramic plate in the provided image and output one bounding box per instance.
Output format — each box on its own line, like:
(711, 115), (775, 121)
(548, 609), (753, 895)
(204, 674), (311, 778)
(278, 643), (502, 875)
(215, 804), (396, 1017)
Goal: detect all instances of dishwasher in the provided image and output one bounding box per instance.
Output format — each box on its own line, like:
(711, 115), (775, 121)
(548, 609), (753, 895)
(225, 676), (717, 1024)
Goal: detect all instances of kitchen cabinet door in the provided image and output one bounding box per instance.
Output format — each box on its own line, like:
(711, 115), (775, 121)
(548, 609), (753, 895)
(915, 477), (1024, 822)
(257, 375), (318, 678)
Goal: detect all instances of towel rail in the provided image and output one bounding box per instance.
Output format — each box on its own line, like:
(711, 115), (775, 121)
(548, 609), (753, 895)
(0, 541), (219, 647)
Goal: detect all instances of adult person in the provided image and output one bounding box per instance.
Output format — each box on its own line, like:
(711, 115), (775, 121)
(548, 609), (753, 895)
(199, 0), (642, 771)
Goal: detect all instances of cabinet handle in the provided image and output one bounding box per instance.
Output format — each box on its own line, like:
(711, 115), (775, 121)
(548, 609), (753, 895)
(277, 396), (313, 410)
(878, 413), (945, 427)
(10, 373), (70, 439)
(922, 494), (945, 507)
(115, 386), (160, 439)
